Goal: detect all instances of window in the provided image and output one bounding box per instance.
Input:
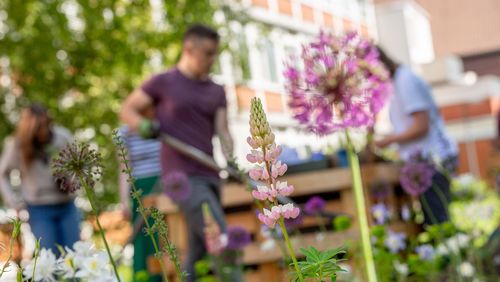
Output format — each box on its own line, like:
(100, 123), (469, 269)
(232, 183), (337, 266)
(259, 38), (278, 82)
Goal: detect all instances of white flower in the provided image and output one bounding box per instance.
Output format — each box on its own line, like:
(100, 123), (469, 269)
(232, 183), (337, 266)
(393, 260), (409, 276)
(72, 241), (96, 269)
(23, 249), (58, 282)
(260, 239), (276, 251)
(57, 247), (77, 279)
(457, 262), (475, 278)
(75, 250), (117, 281)
(456, 173), (476, 187)
(436, 244), (449, 256)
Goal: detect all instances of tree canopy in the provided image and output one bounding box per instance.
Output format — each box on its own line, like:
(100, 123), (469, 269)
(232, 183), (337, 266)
(0, 0), (216, 205)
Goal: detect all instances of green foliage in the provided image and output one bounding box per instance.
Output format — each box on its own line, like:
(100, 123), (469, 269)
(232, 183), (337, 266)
(295, 246), (346, 282)
(333, 215), (351, 231)
(0, 0), (216, 207)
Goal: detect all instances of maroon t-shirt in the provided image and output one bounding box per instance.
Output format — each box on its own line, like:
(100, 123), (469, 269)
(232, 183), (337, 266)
(141, 67), (226, 178)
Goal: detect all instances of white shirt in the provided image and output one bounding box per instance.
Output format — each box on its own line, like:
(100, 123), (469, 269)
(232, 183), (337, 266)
(389, 66), (458, 161)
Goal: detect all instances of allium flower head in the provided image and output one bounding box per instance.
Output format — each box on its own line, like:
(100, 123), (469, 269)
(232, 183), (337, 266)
(52, 142), (103, 192)
(163, 171), (191, 201)
(304, 196), (327, 215)
(400, 158), (435, 197)
(284, 31), (391, 135)
(226, 226), (252, 250)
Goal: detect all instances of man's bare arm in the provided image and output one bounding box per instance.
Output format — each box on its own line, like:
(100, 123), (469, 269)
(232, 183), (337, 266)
(215, 107), (234, 160)
(120, 89), (154, 131)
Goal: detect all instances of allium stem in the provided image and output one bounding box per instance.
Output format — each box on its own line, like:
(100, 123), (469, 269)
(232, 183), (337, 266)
(81, 178), (122, 282)
(278, 218), (304, 282)
(345, 131), (378, 282)
(31, 239), (41, 282)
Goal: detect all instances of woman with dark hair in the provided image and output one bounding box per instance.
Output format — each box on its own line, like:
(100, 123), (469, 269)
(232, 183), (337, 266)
(0, 104), (80, 253)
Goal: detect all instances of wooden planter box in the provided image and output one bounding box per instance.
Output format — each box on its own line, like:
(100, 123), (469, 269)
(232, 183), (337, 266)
(144, 163), (418, 281)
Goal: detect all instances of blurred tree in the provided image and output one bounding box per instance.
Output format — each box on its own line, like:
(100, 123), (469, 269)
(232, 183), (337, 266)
(0, 0), (217, 206)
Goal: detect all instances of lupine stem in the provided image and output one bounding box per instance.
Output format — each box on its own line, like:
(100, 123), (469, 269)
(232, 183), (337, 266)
(345, 130), (378, 282)
(278, 218), (304, 282)
(81, 178), (121, 282)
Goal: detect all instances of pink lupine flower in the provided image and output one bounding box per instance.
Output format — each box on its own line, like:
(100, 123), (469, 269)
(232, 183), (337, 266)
(247, 98), (301, 229)
(275, 181), (294, 196)
(265, 144), (282, 162)
(251, 185), (277, 201)
(247, 150), (264, 163)
(271, 161), (288, 179)
(281, 203), (301, 219)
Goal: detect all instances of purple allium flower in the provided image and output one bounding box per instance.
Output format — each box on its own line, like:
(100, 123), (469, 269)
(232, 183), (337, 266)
(400, 162), (435, 196)
(284, 31), (391, 135)
(52, 142), (103, 193)
(401, 204), (411, 222)
(162, 171), (191, 201)
(226, 226), (252, 251)
(384, 230), (406, 254)
(371, 203), (390, 225)
(304, 196), (327, 215)
(415, 244), (435, 261)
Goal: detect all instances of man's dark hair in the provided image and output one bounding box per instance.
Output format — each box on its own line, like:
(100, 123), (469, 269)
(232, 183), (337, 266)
(376, 45), (399, 77)
(183, 24), (220, 43)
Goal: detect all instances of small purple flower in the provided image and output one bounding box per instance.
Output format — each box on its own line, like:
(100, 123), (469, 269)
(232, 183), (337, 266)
(162, 171), (191, 201)
(226, 226), (252, 251)
(384, 230), (406, 254)
(371, 203), (390, 225)
(400, 162), (435, 196)
(304, 196), (326, 214)
(415, 244), (435, 261)
(401, 204), (411, 222)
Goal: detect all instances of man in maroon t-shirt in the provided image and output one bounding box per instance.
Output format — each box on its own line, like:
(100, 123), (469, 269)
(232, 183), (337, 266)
(121, 24), (238, 281)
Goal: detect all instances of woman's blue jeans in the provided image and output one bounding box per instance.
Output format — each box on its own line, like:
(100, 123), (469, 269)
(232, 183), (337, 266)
(26, 200), (81, 254)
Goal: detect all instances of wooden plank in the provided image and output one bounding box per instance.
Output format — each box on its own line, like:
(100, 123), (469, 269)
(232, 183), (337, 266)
(150, 164), (401, 214)
(242, 230), (357, 265)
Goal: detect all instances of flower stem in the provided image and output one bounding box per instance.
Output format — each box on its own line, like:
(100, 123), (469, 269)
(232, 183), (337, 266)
(114, 133), (174, 281)
(278, 218), (304, 282)
(345, 131), (378, 282)
(31, 239), (41, 282)
(81, 179), (122, 282)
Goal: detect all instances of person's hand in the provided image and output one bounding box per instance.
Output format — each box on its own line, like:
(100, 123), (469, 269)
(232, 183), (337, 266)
(374, 136), (395, 148)
(138, 119), (160, 139)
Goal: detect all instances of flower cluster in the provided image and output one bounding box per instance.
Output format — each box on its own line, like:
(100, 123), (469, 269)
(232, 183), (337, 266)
(399, 152), (436, 196)
(52, 142), (103, 192)
(162, 170), (192, 201)
(284, 31), (391, 135)
(247, 98), (301, 228)
(23, 241), (117, 282)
